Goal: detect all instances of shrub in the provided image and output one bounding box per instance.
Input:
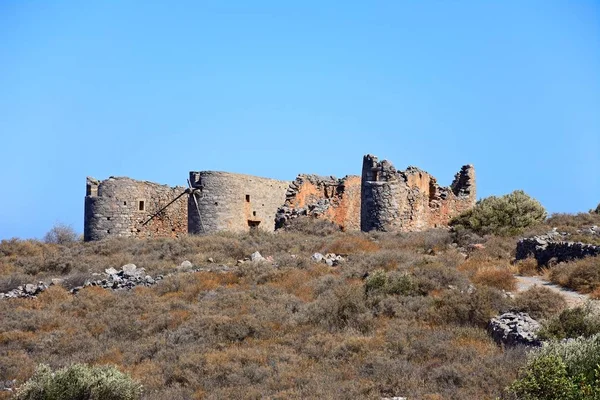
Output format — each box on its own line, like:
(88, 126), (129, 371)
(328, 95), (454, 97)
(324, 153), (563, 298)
(549, 257), (600, 294)
(43, 223), (79, 245)
(509, 334), (600, 399)
(593, 204), (600, 215)
(539, 305), (600, 340)
(364, 269), (418, 296)
(471, 267), (515, 291)
(512, 286), (566, 320)
(14, 363), (142, 400)
(450, 190), (547, 236)
(507, 353), (578, 400)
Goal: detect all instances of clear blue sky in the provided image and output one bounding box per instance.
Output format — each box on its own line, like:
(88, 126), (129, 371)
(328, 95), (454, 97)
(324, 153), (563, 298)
(1, 1), (599, 239)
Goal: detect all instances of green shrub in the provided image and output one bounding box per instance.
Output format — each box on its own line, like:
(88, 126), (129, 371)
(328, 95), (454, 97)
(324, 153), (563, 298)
(15, 363), (142, 400)
(450, 190), (547, 236)
(539, 306), (600, 340)
(364, 269), (418, 296)
(508, 353), (579, 400)
(509, 334), (600, 399)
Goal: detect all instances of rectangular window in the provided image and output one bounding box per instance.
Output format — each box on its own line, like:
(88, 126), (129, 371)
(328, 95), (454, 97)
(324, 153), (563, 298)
(245, 195), (250, 202)
(138, 200), (145, 211)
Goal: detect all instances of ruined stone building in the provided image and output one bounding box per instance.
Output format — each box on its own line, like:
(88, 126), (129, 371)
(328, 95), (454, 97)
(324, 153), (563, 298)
(188, 171), (290, 234)
(361, 154), (476, 232)
(84, 177), (188, 241)
(84, 155), (476, 241)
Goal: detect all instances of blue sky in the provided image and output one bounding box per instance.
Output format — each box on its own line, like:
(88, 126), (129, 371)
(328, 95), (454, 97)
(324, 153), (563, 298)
(1, 1), (599, 239)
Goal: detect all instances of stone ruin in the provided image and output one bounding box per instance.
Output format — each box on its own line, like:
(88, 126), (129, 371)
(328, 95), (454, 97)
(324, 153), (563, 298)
(361, 154), (476, 232)
(84, 155), (476, 241)
(276, 174), (361, 231)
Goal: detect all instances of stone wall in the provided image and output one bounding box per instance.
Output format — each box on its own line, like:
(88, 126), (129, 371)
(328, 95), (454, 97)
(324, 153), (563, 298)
(188, 171), (290, 234)
(276, 174), (361, 231)
(84, 177), (188, 241)
(516, 233), (600, 265)
(360, 154), (476, 232)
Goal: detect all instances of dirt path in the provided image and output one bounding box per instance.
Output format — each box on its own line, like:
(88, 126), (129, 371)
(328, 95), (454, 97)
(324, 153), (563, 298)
(514, 275), (591, 308)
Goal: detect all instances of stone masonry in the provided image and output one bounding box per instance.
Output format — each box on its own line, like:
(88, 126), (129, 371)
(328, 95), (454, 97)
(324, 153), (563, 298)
(360, 154), (476, 232)
(85, 156), (477, 241)
(84, 177), (188, 241)
(276, 174), (362, 231)
(188, 171), (290, 234)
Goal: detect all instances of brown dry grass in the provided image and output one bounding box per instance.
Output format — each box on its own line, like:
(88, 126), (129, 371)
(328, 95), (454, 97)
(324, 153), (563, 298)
(0, 229), (527, 399)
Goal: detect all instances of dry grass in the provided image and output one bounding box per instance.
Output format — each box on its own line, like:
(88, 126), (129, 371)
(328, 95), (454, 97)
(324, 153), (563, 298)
(549, 256), (600, 294)
(0, 229), (527, 399)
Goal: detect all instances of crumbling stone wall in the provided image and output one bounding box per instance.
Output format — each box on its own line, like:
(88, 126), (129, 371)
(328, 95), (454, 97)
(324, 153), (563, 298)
(516, 234), (600, 265)
(188, 171), (290, 234)
(84, 177), (188, 241)
(276, 174), (361, 230)
(361, 154), (476, 232)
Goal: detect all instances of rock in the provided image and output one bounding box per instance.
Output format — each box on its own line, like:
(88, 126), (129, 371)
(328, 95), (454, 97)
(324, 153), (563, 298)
(488, 312), (541, 346)
(311, 253), (324, 262)
(24, 284), (37, 295)
(236, 260), (245, 266)
(207, 257), (215, 263)
(325, 258), (334, 266)
(121, 264), (138, 277)
(250, 251), (266, 262)
(105, 267), (118, 275)
(178, 260), (193, 272)
(51, 278), (65, 286)
(145, 276), (155, 285)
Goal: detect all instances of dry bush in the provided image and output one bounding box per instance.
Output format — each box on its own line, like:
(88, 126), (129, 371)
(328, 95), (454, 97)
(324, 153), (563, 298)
(322, 235), (380, 255)
(0, 230), (532, 399)
(515, 257), (539, 276)
(549, 257), (600, 294)
(472, 267), (516, 291)
(512, 286), (566, 319)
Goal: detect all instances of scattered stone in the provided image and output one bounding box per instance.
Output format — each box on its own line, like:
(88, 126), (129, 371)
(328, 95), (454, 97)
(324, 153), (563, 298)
(105, 267), (118, 275)
(121, 264), (139, 277)
(250, 251), (266, 262)
(207, 257), (215, 263)
(488, 312), (541, 346)
(311, 253), (324, 262)
(178, 260), (194, 272)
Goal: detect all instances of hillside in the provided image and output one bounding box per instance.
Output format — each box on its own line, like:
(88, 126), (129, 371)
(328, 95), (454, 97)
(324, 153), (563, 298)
(1, 213), (600, 399)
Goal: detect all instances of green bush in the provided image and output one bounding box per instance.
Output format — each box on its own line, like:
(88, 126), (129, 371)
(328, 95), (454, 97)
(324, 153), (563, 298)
(15, 363), (142, 400)
(450, 190), (546, 236)
(539, 306), (600, 340)
(364, 269), (418, 296)
(508, 334), (600, 399)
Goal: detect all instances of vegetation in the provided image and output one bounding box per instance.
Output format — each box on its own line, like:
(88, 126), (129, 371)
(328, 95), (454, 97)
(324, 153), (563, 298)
(14, 363), (141, 400)
(450, 190), (547, 236)
(43, 223), (80, 245)
(0, 229), (525, 399)
(508, 334), (600, 399)
(2, 210), (600, 399)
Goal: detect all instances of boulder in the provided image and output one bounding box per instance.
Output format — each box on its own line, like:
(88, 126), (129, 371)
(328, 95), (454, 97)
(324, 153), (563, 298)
(178, 260), (193, 272)
(488, 312), (541, 346)
(250, 251), (266, 262)
(105, 267), (118, 276)
(311, 253), (324, 262)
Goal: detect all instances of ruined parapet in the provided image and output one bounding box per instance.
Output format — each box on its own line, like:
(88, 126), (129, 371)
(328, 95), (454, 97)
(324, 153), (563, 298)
(360, 154), (476, 232)
(276, 174), (361, 231)
(188, 171), (290, 234)
(84, 177), (188, 241)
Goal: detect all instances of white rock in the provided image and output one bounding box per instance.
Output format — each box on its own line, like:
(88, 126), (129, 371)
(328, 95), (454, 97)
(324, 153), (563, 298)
(311, 253), (324, 262)
(250, 251), (266, 262)
(105, 267), (118, 276)
(178, 260), (193, 271)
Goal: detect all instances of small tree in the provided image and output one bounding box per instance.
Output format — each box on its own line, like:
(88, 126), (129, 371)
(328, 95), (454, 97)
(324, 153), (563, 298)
(450, 190), (546, 236)
(15, 363), (142, 400)
(43, 223), (79, 245)
(593, 203), (600, 215)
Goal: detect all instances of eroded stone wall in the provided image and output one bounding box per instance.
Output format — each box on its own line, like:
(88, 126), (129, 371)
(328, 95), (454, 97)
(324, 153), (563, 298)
(84, 177), (188, 241)
(361, 154), (476, 232)
(276, 174), (361, 231)
(188, 171), (290, 234)
(516, 233), (600, 265)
